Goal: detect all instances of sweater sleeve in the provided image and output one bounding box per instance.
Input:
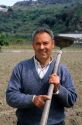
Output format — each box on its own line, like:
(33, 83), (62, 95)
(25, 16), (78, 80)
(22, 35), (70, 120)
(54, 64), (77, 107)
(6, 63), (34, 109)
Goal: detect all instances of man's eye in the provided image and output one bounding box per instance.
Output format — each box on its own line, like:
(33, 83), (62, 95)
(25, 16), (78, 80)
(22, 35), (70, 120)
(36, 43), (40, 45)
(43, 42), (48, 45)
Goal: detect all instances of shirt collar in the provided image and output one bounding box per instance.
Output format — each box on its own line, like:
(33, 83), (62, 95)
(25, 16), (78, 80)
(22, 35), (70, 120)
(34, 56), (53, 68)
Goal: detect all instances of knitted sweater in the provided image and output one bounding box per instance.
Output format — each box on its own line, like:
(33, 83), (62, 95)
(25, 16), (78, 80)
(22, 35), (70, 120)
(6, 57), (77, 125)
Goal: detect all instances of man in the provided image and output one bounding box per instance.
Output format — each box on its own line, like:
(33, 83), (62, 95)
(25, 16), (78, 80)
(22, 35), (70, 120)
(6, 27), (77, 125)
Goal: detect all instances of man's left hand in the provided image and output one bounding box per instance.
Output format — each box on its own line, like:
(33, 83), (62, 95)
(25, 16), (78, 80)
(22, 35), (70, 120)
(49, 73), (60, 93)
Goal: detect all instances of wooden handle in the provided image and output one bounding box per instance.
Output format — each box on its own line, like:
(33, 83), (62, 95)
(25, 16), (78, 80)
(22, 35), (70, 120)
(39, 50), (62, 125)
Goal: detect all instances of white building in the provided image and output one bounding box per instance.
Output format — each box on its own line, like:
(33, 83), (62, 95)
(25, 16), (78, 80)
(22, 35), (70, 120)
(0, 6), (8, 12)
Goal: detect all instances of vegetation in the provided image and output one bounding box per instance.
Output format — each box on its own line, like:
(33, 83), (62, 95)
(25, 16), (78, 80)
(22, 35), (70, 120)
(0, 33), (9, 52)
(0, 1), (82, 44)
(14, 0), (80, 6)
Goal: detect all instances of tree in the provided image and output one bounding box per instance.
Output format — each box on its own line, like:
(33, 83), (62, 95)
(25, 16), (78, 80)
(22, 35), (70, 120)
(0, 33), (9, 52)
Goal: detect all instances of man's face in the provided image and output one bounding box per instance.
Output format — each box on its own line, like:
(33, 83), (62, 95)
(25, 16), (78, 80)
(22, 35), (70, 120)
(32, 32), (54, 63)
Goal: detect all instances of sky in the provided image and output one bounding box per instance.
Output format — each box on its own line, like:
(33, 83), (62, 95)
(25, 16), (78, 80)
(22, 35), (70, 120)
(0, 0), (37, 6)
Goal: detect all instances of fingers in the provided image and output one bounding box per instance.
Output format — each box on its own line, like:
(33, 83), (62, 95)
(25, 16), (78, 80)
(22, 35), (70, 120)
(49, 73), (60, 93)
(41, 95), (50, 100)
(49, 73), (60, 85)
(34, 96), (44, 108)
(33, 95), (50, 108)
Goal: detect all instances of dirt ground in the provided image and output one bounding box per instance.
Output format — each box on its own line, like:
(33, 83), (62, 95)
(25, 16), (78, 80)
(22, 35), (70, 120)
(0, 49), (82, 125)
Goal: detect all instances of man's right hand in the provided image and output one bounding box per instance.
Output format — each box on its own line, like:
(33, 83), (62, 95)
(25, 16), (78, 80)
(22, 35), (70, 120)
(32, 95), (50, 108)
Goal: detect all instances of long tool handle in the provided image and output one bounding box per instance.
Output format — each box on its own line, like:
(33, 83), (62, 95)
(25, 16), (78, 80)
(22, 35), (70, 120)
(39, 50), (62, 125)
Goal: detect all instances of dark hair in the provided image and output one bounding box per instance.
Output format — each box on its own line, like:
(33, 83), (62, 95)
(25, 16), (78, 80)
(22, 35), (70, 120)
(32, 27), (54, 42)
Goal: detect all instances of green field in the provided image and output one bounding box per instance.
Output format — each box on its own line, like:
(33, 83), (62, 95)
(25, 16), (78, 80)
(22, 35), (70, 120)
(0, 48), (82, 125)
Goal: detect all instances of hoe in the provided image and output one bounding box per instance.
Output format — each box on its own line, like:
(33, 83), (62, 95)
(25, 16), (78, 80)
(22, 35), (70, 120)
(39, 35), (74, 125)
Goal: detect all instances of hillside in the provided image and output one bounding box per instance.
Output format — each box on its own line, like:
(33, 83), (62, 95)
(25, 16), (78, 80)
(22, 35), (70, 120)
(0, 1), (82, 42)
(13, 0), (79, 6)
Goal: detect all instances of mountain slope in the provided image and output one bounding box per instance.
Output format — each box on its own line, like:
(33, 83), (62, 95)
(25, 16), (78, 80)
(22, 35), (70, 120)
(13, 0), (78, 6)
(0, 2), (82, 41)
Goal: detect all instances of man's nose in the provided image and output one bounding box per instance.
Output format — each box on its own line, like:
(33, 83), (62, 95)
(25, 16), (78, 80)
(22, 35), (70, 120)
(40, 44), (44, 49)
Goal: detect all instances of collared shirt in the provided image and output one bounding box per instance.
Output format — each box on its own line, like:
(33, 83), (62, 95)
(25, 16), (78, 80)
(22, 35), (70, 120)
(34, 56), (60, 95)
(34, 56), (52, 79)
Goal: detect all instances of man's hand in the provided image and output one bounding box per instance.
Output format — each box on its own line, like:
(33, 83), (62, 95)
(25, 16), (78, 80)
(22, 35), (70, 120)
(33, 95), (50, 108)
(49, 73), (60, 93)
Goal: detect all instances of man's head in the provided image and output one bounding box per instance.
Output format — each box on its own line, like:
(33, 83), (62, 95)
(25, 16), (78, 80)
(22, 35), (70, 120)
(32, 27), (54, 42)
(32, 27), (55, 65)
